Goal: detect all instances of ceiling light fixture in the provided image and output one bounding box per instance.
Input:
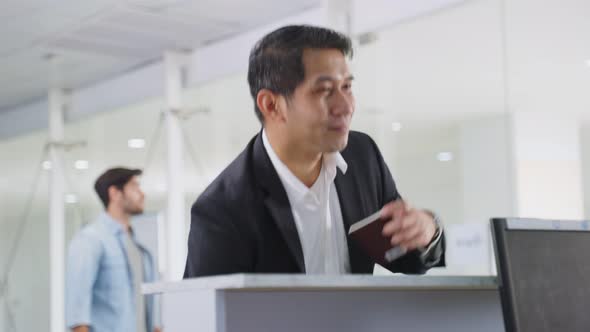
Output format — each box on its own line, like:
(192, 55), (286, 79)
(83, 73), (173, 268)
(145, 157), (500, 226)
(65, 194), (78, 204)
(74, 160), (89, 170)
(128, 138), (146, 149)
(437, 152), (453, 162)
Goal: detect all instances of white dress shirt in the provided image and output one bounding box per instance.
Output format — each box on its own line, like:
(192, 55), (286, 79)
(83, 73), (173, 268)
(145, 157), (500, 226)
(262, 130), (351, 274)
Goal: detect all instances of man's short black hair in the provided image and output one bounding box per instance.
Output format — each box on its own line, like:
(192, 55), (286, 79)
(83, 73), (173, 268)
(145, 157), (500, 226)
(94, 167), (142, 209)
(247, 25), (353, 123)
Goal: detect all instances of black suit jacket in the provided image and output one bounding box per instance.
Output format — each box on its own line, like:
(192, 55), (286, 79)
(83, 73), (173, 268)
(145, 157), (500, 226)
(184, 131), (444, 277)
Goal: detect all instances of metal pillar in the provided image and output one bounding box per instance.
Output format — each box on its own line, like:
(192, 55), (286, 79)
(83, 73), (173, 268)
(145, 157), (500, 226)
(164, 51), (190, 280)
(48, 88), (66, 332)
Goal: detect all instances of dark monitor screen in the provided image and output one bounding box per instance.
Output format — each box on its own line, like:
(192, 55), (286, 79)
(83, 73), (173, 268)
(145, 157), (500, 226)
(492, 218), (590, 332)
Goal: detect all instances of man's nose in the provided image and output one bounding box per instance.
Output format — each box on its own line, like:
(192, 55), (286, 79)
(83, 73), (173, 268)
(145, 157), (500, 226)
(331, 89), (354, 116)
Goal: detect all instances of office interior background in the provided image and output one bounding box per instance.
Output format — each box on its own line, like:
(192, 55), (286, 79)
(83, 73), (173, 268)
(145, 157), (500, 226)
(1, 0), (589, 330)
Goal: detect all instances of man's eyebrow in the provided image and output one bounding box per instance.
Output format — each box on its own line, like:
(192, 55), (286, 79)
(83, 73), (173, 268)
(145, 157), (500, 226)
(313, 75), (355, 84)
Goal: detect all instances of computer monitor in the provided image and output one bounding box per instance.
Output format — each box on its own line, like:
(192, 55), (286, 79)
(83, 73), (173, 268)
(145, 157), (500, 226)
(491, 218), (590, 332)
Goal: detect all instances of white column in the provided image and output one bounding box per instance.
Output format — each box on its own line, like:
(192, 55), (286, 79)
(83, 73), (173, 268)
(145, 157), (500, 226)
(164, 51), (189, 280)
(48, 88), (66, 332)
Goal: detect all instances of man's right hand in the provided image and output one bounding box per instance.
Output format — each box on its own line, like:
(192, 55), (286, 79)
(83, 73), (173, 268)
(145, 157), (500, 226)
(380, 199), (437, 251)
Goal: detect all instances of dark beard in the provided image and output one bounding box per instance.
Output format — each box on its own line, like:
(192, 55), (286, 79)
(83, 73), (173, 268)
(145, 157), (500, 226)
(123, 203), (143, 216)
(127, 208), (143, 216)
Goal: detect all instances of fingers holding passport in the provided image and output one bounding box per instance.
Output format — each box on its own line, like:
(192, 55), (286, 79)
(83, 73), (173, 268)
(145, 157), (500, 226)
(380, 199), (436, 251)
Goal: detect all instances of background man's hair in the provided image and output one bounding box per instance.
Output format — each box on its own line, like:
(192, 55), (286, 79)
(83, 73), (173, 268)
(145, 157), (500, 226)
(94, 167), (142, 208)
(247, 25), (353, 123)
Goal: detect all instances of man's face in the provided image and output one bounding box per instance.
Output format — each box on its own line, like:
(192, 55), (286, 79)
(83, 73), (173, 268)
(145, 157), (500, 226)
(280, 48), (355, 154)
(120, 176), (144, 215)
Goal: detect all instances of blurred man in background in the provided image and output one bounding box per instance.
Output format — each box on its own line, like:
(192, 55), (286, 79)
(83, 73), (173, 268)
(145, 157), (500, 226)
(65, 167), (161, 332)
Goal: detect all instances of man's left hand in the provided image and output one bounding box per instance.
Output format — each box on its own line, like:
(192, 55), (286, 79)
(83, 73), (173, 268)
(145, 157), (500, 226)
(380, 199), (437, 251)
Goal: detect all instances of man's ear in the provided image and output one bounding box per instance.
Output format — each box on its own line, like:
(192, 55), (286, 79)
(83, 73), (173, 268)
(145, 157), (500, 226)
(108, 185), (121, 204)
(256, 89), (286, 124)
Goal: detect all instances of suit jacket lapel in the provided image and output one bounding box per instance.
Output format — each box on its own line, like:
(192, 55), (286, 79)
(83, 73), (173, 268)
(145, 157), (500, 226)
(252, 132), (306, 272)
(334, 166), (362, 231)
(264, 196), (305, 272)
(335, 163), (375, 273)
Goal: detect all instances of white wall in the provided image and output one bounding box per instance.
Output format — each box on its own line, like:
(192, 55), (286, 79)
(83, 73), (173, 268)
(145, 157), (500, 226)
(460, 114), (514, 223)
(511, 111), (584, 220)
(581, 126), (590, 219)
(0, 130), (51, 332)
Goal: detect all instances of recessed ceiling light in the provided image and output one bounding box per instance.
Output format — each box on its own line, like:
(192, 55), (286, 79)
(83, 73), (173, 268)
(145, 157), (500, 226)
(437, 152), (453, 162)
(74, 160), (89, 170)
(42, 160), (52, 170)
(65, 194), (78, 204)
(586, 59), (590, 67)
(128, 138), (145, 149)
(391, 122), (402, 132)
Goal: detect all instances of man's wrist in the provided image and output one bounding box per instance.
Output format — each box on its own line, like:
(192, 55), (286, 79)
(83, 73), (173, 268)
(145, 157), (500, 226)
(419, 213), (443, 256)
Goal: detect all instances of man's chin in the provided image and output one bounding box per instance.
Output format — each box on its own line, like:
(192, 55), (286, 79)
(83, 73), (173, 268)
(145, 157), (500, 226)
(336, 132), (350, 150)
(324, 130), (349, 151)
(325, 138), (349, 153)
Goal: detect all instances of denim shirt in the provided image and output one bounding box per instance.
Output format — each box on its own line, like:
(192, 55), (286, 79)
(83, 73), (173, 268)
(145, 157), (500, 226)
(65, 213), (161, 332)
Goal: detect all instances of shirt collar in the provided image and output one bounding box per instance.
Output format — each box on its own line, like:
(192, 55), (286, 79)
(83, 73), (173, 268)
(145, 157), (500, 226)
(323, 148), (348, 179)
(99, 212), (127, 235)
(261, 129), (348, 205)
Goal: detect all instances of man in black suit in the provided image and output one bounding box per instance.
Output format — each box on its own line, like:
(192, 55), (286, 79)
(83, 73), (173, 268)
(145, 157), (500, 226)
(184, 25), (444, 277)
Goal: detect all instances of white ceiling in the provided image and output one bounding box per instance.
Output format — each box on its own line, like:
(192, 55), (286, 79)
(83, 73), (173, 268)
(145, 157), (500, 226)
(1, 0), (589, 118)
(0, 0), (319, 111)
